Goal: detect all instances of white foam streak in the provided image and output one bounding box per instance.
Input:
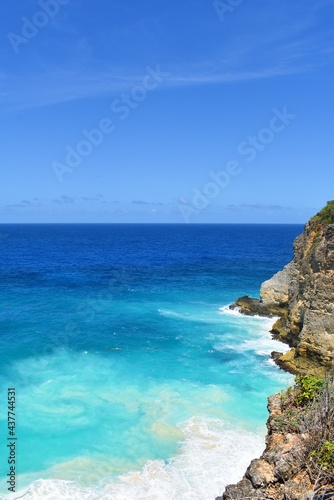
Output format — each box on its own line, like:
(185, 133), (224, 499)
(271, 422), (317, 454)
(158, 309), (222, 324)
(218, 305), (244, 317)
(5, 417), (264, 500)
(217, 305), (289, 357)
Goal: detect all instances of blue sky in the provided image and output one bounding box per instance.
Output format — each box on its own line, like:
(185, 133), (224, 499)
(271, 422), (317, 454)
(1, 0), (334, 223)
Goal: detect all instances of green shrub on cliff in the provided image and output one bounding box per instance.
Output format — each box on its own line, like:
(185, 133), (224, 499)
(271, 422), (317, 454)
(311, 440), (334, 471)
(275, 376), (325, 432)
(311, 200), (334, 226)
(278, 376), (325, 410)
(276, 376), (334, 491)
(294, 375), (325, 406)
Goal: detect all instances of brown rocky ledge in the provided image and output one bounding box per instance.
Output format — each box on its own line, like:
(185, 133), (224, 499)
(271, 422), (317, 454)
(229, 296), (288, 319)
(216, 394), (310, 500)
(230, 204), (334, 377)
(218, 202), (334, 499)
(217, 390), (334, 500)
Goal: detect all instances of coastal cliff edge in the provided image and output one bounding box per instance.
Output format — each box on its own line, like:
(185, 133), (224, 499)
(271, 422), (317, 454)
(217, 202), (334, 499)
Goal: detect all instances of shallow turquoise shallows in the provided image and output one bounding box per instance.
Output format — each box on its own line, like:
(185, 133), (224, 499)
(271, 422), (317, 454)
(0, 224), (301, 499)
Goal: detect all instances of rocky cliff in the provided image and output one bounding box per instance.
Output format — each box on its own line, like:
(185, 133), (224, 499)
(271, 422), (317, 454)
(220, 202), (334, 499)
(218, 380), (334, 500)
(231, 201), (334, 377)
(218, 393), (312, 500)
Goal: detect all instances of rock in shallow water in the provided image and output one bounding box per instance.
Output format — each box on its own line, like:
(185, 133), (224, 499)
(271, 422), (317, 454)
(229, 296), (287, 318)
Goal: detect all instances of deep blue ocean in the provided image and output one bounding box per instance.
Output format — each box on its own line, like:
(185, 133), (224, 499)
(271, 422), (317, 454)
(0, 223), (302, 499)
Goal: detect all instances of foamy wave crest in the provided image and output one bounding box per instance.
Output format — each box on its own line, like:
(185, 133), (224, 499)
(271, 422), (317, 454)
(218, 305), (243, 317)
(2, 480), (98, 500)
(6, 418), (264, 500)
(158, 308), (222, 324)
(158, 309), (190, 319)
(216, 305), (289, 359)
(242, 335), (290, 357)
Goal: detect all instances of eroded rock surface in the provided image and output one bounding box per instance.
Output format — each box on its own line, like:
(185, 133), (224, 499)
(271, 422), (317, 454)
(220, 204), (334, 500)
(260, 262), (298, 306)
(216, 395), (313, 500)
(230, 210), (334, 376)
(267, 220), (334, 376)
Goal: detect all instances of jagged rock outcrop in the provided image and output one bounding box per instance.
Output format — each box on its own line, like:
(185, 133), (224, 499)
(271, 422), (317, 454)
(230, 202), (334, 377)
(217, 378), (334, 500)
(219, 202), (334, 500)
(260, 262), (298, 307)
(229, 296), (287, 318)
(217, 395), (315, 500)
(264, 212), (334, 376)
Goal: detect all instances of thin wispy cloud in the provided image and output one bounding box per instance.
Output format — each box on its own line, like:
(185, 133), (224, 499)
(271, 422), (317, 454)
(1, 1), (333, 225)
(0, 69), (151, 111)
(227, 204), (295, 212)
(0, 60), (323, 112)
(3, 198), (42, 210)
(132, 200), (164, 206)
(53, 195), (105, 204)
(1, 1), (333, 112)
(53, 195), (75, 204)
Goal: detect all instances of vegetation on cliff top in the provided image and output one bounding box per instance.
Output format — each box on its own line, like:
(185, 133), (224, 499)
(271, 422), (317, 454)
(310, 200), (334, 227)
(306, 200), (334, 255)
(221, 377), (334, 499)
(275, 375), (334, 495)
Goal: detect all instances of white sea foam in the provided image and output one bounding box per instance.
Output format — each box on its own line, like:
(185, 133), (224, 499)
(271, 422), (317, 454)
(158, 308), (222, 324)
(218, 305), (244, 317)
(158, 309), (190, 320)
(3, 417), (264, 500)
(218, 332), (289, 358)
(242, 335), (289, 356)
(0, 307), (290, 500)
(217, 305), (289, 358)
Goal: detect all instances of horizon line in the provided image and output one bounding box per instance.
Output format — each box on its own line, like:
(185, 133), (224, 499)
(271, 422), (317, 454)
(0, 221), (306, 226)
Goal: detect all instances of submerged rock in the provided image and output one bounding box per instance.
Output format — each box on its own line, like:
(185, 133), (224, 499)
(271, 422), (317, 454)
(229, 296), (287, 318)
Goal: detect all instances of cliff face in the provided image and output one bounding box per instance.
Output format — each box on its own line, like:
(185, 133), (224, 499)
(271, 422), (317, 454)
(221, 203), (334, 500)
(219, 382), (334, 500)
(261, 213), (334, 376)
(231, 203), (334, 376)
(218, 394), (313, 500)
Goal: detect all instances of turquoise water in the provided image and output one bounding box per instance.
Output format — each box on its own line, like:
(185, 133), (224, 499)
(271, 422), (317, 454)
(0, 224), (301, 499)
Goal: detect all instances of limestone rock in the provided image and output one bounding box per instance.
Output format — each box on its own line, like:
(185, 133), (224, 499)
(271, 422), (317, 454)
(219, 394), (313, 500)
(234, 207), (334, 376)
(229, 296), (287, 318)
(220, 203), (334, 500)
(283, 220), (334, 374)
(246, 459), (275, 487)
(260, 262), (298, 306)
